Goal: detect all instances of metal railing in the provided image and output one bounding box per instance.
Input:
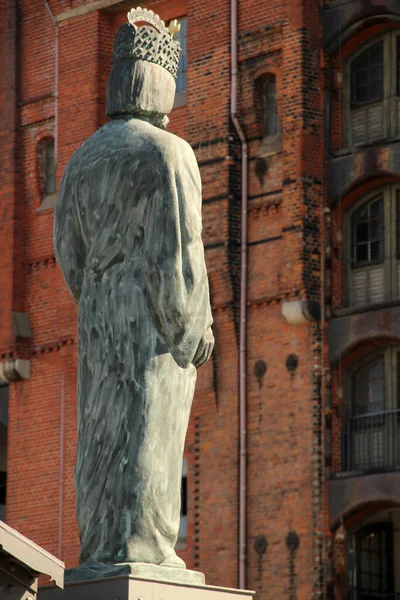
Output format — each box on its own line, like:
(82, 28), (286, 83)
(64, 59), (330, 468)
(341, 409), (400, 473)
(346, 589), (400, 599)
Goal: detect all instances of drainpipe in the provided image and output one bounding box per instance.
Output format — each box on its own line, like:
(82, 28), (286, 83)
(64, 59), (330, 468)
(58, 374), (65, 560)
(230, 0), (248, 590)
(44, 1), (59, 171)
(44, 4), (61, 556)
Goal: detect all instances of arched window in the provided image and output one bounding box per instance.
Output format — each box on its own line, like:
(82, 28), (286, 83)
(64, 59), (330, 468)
(346, 31), (400, 148)
(255, 74), (281, 156)
(345, 184), (400, 308)
(348, 522), (395, 599)
(342, 348), (400, 472)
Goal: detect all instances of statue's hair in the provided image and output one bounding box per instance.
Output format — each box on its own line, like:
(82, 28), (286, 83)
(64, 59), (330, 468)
(106, 58), (176, 121)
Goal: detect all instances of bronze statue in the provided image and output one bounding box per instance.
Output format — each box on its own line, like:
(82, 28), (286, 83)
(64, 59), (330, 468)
(54, 8), (214, 578)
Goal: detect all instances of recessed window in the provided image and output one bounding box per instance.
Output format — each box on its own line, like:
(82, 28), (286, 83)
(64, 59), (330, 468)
(44, 140), (56, 195)
(173, 17), (187, 107)
(346, 31), (400, 147)
(38, 137), (56, 196)
(37, 137), (57, 211)
(352, 196), (383, 267)
(0, 384), (8, 522)
(345, 185), (400, 308)
(255, 74), (282, 156)
(262, 77), (280, 137)
(342, 348), (400, 472)
(351, 42), (384, 107)
(347, 523), (394, 598)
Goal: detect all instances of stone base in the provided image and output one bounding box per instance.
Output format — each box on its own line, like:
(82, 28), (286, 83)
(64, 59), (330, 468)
(64, 562), (205, 586)
(40, 574), (254, 600)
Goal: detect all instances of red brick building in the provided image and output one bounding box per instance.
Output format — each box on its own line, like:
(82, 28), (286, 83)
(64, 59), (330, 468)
(2, 0), (400, 598)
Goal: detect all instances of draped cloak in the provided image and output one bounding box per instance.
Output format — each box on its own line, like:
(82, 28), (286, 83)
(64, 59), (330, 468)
(54, 116), (213, 566)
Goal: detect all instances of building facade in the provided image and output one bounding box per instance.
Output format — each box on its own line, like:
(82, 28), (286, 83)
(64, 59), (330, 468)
(1, 0), (400, 598)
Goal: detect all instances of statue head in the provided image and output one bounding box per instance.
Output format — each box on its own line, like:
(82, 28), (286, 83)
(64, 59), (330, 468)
(106, 8), (182, 127)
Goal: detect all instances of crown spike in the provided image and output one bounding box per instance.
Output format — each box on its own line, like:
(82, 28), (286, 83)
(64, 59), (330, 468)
(127, 7), (169, 35)
(168, 19), (180, 37)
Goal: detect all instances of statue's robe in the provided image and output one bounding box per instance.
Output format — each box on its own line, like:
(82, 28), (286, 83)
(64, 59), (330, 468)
(54, 116), (212, 566)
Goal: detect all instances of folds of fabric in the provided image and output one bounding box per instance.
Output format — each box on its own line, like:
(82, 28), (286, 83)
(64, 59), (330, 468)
(54, 117), (212, 565)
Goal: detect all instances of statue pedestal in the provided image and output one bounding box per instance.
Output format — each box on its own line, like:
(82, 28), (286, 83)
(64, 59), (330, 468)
(40, 575), (254, 600)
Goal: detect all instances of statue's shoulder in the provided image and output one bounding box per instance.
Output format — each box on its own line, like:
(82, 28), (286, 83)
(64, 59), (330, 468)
(64, 118), (196, 176)
(122, 118), (196, 164)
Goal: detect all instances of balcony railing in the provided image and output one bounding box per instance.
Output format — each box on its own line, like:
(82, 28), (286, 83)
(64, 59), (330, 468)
(347, 590), (400, 600)
(341, 409), (400, 472)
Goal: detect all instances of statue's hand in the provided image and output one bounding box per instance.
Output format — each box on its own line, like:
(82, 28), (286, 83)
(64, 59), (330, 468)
(192, 327), (215, 368)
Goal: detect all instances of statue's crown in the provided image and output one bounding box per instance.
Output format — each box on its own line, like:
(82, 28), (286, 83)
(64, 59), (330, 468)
(112, 7), (182, 79)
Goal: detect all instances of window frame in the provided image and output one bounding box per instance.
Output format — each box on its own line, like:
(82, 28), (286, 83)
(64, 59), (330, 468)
(345, 31), (400, 149)
(37, 136), (57, 212)
(255, 73), (282, 157)
(172, 17), (187, 109)
(347, 522), (395, 597)
(344, 184), (400, 308)
(343, 347), (400, 472)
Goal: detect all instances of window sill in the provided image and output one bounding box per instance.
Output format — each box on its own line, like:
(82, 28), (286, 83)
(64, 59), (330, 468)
(257, 133), (282, 158)
(332, 298), (400, 319)
(330, 135), (400, 159)
(37, 192), (57, 213)
(332, 466), (400, 480)
(173, 91), (186, 109)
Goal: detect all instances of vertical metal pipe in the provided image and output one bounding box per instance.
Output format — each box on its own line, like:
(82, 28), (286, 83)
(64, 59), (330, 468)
(230, 0), (248, 589)
(58, 373), (65, 559)
(44, 1), (59, 171)
(45, 0), (62, 558)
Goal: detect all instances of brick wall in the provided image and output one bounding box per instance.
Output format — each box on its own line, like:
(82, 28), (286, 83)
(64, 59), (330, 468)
(1, 0), (328, 597)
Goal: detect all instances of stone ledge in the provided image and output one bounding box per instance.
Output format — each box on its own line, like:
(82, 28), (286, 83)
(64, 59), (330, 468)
(65, 562), (205, 586)
(40, 574), (254, 600)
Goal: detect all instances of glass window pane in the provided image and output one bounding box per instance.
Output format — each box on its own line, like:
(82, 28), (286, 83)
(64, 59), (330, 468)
(356, 222), (369, 243)
(353, 356), (385, 415)
(370, 65), (383, 85)
(370, 240), (383, 261)
(369, 43), (383, 65)
(397, 36), (400, 96)
(44, 139), (56, 195)
(175, 18), (187, 95)
(353, 86), (369, 105)
(355, 68), (368, 88)
(356, 526), (393, 595)
(370, 199), (383, 217)
(356, 244), (368, 263)
(369, 219), (382, 241)
(263, 78), (280, 137)
(351, 41), (384, 106)
(369, 83), (383, 104)
(352, 197), (384, 266)
(397, 190), (400, 258)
